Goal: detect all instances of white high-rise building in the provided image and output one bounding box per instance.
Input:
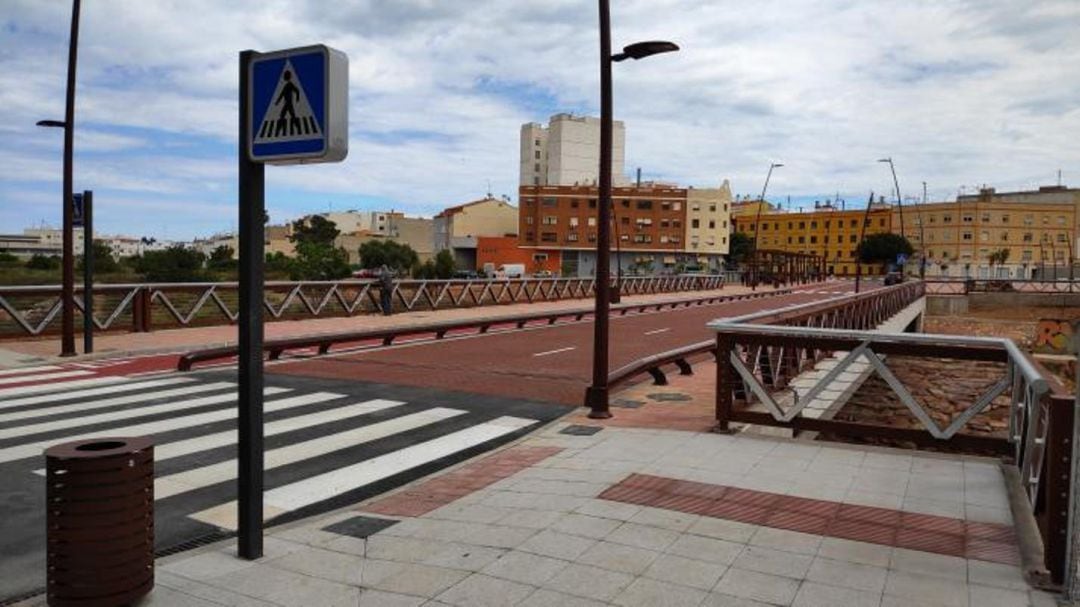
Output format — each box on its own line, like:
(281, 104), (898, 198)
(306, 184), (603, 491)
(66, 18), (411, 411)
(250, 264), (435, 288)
(520, 113), (627, 187)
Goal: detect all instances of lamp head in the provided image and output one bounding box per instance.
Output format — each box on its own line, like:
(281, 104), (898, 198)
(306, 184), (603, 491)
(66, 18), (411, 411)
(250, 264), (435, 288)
(36, 120), (66, 128)
(612, 40), (680, 62)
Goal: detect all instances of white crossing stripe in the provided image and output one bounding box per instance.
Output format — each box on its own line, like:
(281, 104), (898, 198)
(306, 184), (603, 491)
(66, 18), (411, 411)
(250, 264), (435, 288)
(533, 346), (576, 357)
(156, 407), (468, 499)
(0, 370), (95, 387)
(0, 390), (345, 465)
(644, 328), (671, 335)
(31, 399), (408, 475)
(0, 379), (216, 424)
(0, 376), (129, 399)
(0, 365), (62, 377)
(0, 382), (254, 440)
(189, 415), (538, 529)
(0, 377), (192, 411)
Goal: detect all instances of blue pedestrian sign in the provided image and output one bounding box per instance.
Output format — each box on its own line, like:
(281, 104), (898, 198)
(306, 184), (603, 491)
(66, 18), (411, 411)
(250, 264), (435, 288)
(71, 193), (85, 228)
(896, 253), (908, 266)
(248, 45), (348, 165)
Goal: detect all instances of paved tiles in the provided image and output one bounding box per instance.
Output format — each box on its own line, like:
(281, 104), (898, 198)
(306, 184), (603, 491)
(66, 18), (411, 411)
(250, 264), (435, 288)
(130, 423), (1062, 607)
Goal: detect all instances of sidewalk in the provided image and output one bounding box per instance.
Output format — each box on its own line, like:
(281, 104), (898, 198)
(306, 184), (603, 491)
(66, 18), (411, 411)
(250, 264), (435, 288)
(120, 420), (1055, 607)
(0, 285), (775, 365)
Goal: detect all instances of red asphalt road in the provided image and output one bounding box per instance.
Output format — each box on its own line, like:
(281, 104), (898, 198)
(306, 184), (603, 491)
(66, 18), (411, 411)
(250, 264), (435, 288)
(269, 284), (870, 406)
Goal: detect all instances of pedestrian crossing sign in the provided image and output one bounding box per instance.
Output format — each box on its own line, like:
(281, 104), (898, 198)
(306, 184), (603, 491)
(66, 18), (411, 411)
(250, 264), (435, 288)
(248, 45), (348, 164)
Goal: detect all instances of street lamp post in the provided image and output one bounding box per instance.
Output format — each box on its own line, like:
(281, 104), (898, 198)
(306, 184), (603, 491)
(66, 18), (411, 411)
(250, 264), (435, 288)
(751, 163), (782, 289)
(586, 0), (677, 418)
(37, 0), (82, 357)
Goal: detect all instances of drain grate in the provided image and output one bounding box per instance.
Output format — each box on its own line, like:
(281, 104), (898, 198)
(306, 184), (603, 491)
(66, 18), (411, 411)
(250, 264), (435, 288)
(612, 399), (645, 408)
(646, 392), (692, 402)
(559, 425), (603, 436)
(322, 515), (399, 539)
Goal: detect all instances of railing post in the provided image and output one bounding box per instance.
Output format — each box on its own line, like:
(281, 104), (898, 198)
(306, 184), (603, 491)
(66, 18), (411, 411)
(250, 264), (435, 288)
(131, 287), (151, 333)
(715, 333), (736, 434)
(1044, 393), (1075, 585)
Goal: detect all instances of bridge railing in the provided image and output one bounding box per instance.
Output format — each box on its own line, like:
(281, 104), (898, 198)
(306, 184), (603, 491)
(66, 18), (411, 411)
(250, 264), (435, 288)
(0, 274), (729, 339)
(925, 278), (1080, 294)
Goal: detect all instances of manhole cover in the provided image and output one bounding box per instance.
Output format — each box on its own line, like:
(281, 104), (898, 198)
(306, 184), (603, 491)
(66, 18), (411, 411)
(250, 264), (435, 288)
(322, 515), (398, 539)
(646, 392), (692, 403)
(560, 425), (603, 436)
(612, 399), (645, 409)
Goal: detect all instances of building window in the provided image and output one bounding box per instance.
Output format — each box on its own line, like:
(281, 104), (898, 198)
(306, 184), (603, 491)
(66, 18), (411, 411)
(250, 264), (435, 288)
(981, 213), (990, 222)
(1023, 233), (1033, 242)
(568, 217), (579, 227)
(1000, 232), (1008, 241)
(540, 232), (557, 242)
(691, 204), (700, 211)
(525, 216), (534, 225)
(621, 200), (630, 208)
(660, 219), (670, 228)
(542, 216), (558, 225)
(798, 236), (805, 244)
(708, 220), (716, 229)
(637, 200), (653, 210)
(587, 217), (597, 227)
(570, 200), (579, 208)
(761, 223), (769, 231)
(798, 222), (804, 229)
(533, 177), (540, 185)
(589, 199), (597, 209)
(587, 233), (597, 242)
(962, 232), (973, 241)
(943, 215), (952, 223)
(525, 231), (534, 240)
(1002, 214), (1009, 223)
(810, 221), (817, 229)
(1058, 233), (1068, 243)
(661, 201), (672, 211)
(533, 253), (547, 262)
(660, 235), (669, 244)
(534, 163), (540, 172)
(980, 231), (988, 242)
(849, 234), (857, 243)
(709, 204), (716, 212)
(621, 216), (629, 225)
(542, 197), (557, 207)
(849, 220), (857, 228)
(962, 215), (973, 223)
(1023, 214), (1033, 226)
(566, 233), (579, 242)
(1022, 250), (1032, 261)
(534, 150), (541, 159)
(810, 235), (817, 244)
(535, 139), (540, 146)
(879, 219), (885, 227)
(1058, 216), (1067, 226)
(691, 219), (700, 229)
(673, 202), (682, 211)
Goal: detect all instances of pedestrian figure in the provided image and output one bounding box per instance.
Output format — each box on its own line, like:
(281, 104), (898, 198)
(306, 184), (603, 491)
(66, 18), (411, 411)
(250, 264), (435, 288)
(379, 265), (394, 316)
(274, 70), (301, 137)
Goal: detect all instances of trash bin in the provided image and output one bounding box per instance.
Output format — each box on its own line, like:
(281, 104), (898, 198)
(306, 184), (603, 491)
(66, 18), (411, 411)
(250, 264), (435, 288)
(45, 436), (154, 607)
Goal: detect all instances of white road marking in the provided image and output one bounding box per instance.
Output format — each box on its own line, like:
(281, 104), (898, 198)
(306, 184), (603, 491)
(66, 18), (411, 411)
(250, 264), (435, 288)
(0, 382), (256, 440)
(0, 370), (94, 387)
(156, 407), (467, 499)
(0, 390), (345, 465)
(0, 379), (215, 423)
(189, 415), (538, 528)
(533, 346), (576, 357)
(0, 377), (192, 411)
(644, 328), (671, 335)
(0, 376), (128, 399)
(0, 365), (62, 377)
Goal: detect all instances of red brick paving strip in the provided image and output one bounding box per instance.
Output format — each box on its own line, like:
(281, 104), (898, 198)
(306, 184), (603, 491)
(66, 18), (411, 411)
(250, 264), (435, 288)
(360, 446), (563, 517)
(600, 473), (1021, 566)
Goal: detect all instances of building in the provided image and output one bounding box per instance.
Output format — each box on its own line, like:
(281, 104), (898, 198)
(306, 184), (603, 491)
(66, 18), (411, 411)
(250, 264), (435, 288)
(730, 199), (777, 219)
(520, 113), (627, 187)
(315, 210), (399, 236)
(733, 202), (894, 276)
(476, 236), (562, 276)
(518, 182), (732, 276)
(901, 186), (1079, 279)
(337, 215), (436, 266)
(0, 227), (86, 258)
(434, 197), (519, 269)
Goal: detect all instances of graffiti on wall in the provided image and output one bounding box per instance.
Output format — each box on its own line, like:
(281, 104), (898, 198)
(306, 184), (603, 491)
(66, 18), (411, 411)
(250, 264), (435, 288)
(1034, 319), (1078, 354)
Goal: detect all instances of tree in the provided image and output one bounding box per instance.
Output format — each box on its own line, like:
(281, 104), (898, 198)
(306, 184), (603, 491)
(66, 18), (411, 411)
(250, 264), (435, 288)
(357, 240), (420, 273)
(132, 245), (207, 282)
(728, 232), (754, 267)
(988, 248), (1010, 267)
(857, 233), (914, 267)
(264, 251), (294, 278)
(26, 254), (61, 271)
(206, 245), (237, 273)
(412, 259), (437, 279)
(288, 216), (351, 280)
(433, 249), (455, 279)
(0, 251), (20, 266)
(77, 240), (120, 274)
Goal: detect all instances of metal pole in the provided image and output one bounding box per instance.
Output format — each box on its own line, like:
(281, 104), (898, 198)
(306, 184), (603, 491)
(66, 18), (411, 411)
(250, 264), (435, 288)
(586, 0), (613, 418)
(237, 49), (266, 559)
(82, 190), (93, 354)
(751, 164), (778, 289)
(887, 159), (904, 241)
(60, 0), (82, 357)
(611, 199), (621, 304)
(855, 193), (874, 293)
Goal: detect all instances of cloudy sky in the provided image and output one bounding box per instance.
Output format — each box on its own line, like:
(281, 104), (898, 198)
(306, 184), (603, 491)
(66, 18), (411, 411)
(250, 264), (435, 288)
(2, 0), (1078, 240)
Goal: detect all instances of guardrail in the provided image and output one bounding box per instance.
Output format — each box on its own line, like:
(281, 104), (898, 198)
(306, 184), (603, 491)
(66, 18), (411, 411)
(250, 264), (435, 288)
(0, 274), (730, 339)
(177, 287), (789, 371)
(925, 278), (1080, 294)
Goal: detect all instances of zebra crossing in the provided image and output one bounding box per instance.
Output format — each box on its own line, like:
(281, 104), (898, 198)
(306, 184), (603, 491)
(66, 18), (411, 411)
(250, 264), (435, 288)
(0, 365), (556, 542)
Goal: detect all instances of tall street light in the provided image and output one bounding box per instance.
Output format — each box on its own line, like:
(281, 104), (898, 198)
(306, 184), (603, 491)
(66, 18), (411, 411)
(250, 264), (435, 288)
(751, 162), (783, 288)
(38, 0), (82, 357)
(586, 0), (678, 418)
(877, 157), (923, 278)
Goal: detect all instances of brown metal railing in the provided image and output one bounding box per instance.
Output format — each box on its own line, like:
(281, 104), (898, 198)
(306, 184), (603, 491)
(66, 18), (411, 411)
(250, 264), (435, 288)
(925, 278), (1080, 294)
(0, 274), (728, 339)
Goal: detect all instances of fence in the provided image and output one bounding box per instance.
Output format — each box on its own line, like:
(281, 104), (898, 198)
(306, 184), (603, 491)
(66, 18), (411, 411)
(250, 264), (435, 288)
(0, 274), (728, 339)
(925, 278), (1080, 295)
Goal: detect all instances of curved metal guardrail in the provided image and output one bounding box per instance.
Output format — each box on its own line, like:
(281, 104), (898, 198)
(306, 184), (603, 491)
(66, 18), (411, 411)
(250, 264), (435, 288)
(177, 287), (790, 371)
(0, 274), (729, 338)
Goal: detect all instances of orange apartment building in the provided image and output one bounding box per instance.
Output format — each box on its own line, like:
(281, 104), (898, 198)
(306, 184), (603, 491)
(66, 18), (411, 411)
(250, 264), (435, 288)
(518, 184), (730, 276)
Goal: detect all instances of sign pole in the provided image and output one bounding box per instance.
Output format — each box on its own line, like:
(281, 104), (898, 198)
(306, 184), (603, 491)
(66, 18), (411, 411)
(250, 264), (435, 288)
(237, 49), (266, 560)
(82, 190), (93, 354)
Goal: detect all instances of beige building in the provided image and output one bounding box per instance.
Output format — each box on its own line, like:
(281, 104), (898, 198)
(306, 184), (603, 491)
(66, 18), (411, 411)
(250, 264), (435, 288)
(435, 197), (519, 269)
(685, 181), (733, 260)
(520, 113), (627, 187)
(901, 186), (1079, 279)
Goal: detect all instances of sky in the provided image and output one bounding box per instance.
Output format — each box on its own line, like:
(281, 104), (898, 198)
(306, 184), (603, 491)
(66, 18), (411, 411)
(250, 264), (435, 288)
(1, 0), (1079, 240)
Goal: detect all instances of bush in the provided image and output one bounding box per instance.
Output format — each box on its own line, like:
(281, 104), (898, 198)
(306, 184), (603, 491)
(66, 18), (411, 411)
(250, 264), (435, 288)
(26, 254), (61, 271)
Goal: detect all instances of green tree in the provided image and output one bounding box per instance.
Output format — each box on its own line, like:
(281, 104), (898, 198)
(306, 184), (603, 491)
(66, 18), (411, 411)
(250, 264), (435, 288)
(132, 245), (207, 282)
(206, 245), (237, 274)
(988, 248), (1010, 267)
(357, 240), (420, 273)
(77, 240), (120, 274)
(412, 259), (438, 279)
(728, 232), (754, 267)
(26, 254), (60, 271)
(264, 251), (294, 278)
(0, 251), (20, 266)
(857, 233), (914, 267)
(288, 216), (351, 280)
(433, 249), (455, 279)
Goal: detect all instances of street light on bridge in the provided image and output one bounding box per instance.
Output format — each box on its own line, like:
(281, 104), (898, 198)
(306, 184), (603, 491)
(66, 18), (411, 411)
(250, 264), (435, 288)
(750, 162), (783, 288)
(586, 0), (678, 419)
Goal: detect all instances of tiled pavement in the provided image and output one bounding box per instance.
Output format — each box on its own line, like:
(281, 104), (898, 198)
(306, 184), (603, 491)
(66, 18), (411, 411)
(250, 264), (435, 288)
(123, 422), (1063, 607)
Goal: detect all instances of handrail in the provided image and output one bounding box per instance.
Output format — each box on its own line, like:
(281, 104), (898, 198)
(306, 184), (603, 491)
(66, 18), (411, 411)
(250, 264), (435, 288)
(177, 288), (792, 371)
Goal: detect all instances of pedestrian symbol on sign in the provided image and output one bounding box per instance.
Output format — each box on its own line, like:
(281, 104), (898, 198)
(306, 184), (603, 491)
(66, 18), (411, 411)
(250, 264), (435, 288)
(254, 61), (322, 142)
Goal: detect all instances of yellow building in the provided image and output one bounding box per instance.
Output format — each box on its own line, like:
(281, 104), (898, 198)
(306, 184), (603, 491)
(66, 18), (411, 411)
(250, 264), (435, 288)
(898, 188), (1078, 279)
(733, 204), (894, 276)
(730, 199), (777, 218)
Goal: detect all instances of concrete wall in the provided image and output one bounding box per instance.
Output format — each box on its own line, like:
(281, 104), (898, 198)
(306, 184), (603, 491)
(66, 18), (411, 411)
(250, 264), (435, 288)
(927, 291), (1080, 315)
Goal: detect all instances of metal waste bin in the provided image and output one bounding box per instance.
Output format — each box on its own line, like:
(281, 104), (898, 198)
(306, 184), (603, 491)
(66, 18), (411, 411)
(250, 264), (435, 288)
(45, 436), (154, 607)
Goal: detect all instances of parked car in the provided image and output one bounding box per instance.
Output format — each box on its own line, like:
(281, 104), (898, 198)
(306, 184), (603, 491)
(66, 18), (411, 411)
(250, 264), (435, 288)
(532, 270), (554, 278)
(351, 268), (379, 279)
(883, 271), (904, 286)
(452, 270), (479, 279)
